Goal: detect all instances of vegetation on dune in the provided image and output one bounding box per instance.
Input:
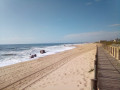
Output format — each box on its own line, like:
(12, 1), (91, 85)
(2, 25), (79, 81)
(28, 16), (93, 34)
(88, 69), (94, 73)
(95, 39), (120, 45)
(101, 41), (120, 45)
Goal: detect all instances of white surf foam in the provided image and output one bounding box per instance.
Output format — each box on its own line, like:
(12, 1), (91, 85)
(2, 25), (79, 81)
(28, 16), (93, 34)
(0, 44), (75, 67)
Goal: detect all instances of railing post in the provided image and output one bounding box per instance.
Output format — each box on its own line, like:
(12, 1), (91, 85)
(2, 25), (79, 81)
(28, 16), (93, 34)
(91, 79), (97, 90)
(94, 60), (97, 79)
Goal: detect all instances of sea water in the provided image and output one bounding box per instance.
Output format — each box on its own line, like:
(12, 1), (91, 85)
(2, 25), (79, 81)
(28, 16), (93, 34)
(0, 43), (75, 67)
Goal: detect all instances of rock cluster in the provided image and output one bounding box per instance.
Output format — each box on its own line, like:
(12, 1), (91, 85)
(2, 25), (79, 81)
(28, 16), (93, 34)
(30, 50), (46, 58)
(40, 50), (46, 54)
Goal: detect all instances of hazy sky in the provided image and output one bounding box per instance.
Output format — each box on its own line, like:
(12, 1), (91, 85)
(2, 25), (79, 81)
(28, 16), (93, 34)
(0, 0), (120, 44)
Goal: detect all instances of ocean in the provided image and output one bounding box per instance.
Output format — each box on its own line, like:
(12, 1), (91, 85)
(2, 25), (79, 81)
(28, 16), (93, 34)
(0, 43), (76, 67)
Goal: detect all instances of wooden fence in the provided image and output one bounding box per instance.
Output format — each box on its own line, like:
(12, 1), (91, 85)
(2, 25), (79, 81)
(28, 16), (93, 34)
(91, 44), (120, 90)
(102, 44), (120, 60)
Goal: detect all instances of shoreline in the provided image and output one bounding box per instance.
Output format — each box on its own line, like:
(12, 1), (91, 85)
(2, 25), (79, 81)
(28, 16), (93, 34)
(0, 43), (76, 68)
(0, 43), (87, 68)
(0, 43), (96, 90)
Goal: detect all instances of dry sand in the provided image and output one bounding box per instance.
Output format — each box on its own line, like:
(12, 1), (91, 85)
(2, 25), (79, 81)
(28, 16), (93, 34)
(0, 43), (96, 90)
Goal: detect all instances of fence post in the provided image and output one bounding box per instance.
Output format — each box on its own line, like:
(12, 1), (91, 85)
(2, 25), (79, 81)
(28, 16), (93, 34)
(91, 79), (97, 90)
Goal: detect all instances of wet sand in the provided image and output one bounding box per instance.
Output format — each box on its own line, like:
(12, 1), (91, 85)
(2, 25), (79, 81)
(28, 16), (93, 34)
(0, 43), (96, 90)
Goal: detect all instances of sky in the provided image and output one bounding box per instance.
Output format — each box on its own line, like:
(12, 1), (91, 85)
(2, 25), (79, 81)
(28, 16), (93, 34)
(0, 0), (120, 44)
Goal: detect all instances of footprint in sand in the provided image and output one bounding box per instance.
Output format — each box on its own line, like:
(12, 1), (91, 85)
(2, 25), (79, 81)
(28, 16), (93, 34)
(41, 83), (46, 88)
(79, 81), (82, 84)
(80, 88), (84, 90)
(80, 73), (84, 76)
(39, 85), (41, 87)
(83, 78), (86, 81)
(83, 78), (87, 85)
(64, 73), (67, 76)
(76, 69), (79, 73)
(47, 81), (50, 84)
(84, 83), (87, 87)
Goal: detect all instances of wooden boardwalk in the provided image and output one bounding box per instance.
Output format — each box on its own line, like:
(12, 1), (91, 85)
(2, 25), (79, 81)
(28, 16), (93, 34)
(97, 46), (120, 90)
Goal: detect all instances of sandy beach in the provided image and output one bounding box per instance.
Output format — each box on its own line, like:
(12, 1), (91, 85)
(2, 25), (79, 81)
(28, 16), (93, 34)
(0, 43), (96, 90)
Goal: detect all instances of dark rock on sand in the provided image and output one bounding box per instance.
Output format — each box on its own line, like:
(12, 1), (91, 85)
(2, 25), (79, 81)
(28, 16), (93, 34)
(40, 50), (46, 54)
(30, 54), (37, 58)
(34, 54), (37, 57)
(30, 55), (34, 58)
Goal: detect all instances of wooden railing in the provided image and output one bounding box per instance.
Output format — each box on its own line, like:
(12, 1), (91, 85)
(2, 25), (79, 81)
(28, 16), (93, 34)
(91, 43), (120, 90)
(102, 44), (120, 60)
